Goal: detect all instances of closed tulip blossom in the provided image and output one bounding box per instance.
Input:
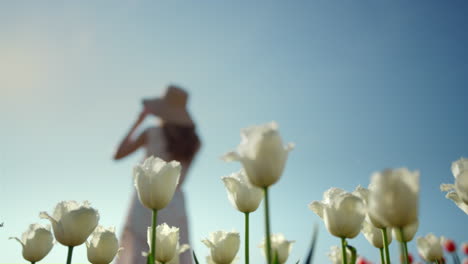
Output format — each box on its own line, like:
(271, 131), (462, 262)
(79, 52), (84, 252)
(206, 256), (237, 264)
(40, 200), (99, 246)
(441, 158), (468, 214)
(362, 217), (392, 249)
(463, 243), (468, 255)
(146, 223), (179, 263)
(392, 220), (419, 243)
(202, 230), (240, 264)
(259, 233), (294, 264)
(222, 122), (294, 188)
(369, 168), (420, 228)
(309, 188), (366, 239)
(442, 238), (456, 253)
(417, 234), (444, 263)
(86, 226), (120, 264)
(133, 156), (181, 210)
(160, 244), (190, 264)
(10, 224), (54, 263)
(328, 246), (352, 264)
(222, 170), (263, 213)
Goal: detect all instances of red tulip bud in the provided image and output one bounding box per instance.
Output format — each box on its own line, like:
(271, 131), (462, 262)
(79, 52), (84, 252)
(356, 257), (369, 264)
(463, 243), (468, 255)
(408, 253), (414, 263)
(444, 239), (457, 253)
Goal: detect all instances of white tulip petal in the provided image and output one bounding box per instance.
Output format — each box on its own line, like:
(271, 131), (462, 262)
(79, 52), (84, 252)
(10, 224), (54, 262)
(445, 191), (468, 214)
(417, 233), (443, 262)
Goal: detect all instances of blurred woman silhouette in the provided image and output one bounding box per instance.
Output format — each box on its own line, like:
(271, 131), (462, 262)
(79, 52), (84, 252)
(113, 85), (200, 264)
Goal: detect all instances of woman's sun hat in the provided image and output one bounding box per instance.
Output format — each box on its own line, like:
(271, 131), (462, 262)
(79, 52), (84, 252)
(142, 85), (194, 126)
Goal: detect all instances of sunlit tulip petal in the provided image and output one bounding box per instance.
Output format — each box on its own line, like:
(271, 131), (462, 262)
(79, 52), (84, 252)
(40, 200), (99, 247)
(259, 233), (294, 264)
(147, 223), (180, 263)
(134, 156), (181, 210)
(86, 226), (120, 264)
(222, 170), (263, 213)
(309, 187), (365, 239)
(202, 230), (240, 264)
(10, 224), (54, 262)
(369, 168), (419, 228)
(362, 217), (392, 249)
(417, 233), (444, 262)
(222, 122), (294, 188)
(441, 158), (468, 214)
(392, 220), (419, 242)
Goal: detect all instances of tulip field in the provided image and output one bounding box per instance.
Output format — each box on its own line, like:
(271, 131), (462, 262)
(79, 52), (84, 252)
(7, 122), (468, 264)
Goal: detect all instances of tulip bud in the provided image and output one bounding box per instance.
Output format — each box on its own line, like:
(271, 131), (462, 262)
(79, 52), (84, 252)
(222, 122), (294, 188)
(463, 243), (468, 255)
(147, 223), (180, 263)
(133, 156), (181, 210)
(259, 233), (294, 264)
(86, 226), (120, 264)
(222, 170), (263, 213)
(393, 221), (419, 242)
(10, 224), (54, 263)
(443, 238), (456, 253)
(417, 233), (444, 262)
(369, 168), (420, 228)
(309, 187), (366, 239)
(40, 200), (99, 246)
(202, 230), (240, 264)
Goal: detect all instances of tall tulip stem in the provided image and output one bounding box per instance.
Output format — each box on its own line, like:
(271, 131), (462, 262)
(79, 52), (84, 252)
(379, 247), (385, 264)
(151, 209), (158, 264)
(341, 237), (348, 264)
(245, 212), (250, 264)
(381, 228), (391, 264)
(66, 246), (74, 264)
(398, 228), (409, 264)
(264, 187), (272, 264)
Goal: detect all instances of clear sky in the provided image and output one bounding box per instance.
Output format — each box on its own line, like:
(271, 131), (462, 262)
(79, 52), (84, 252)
(1, 0), (467, 263)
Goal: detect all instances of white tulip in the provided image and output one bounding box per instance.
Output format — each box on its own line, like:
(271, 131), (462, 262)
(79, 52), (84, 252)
(441, 158), (468, 214)
(147, 223), (180, 263)
(392, 220), (419, 242)
(416, 233), (444, 262)
(86, 226), (120, 264)
(259, 233), (294, 264)
(202, 230), (240, 264)
(222, 170), (264, 213)
(354, 185), (387, 229)
(222, 122), (294, 188)
(309, 188), (366, 239)
(134, 156), (181, 210)
(10, 223), (54, 262)
(361, 217), (392, 249)
(206, 256), (238, 264)
(40, 200), (99, 246)
(327, 245), (352, 264)
(369, 168), (420, 228)
(157, 244), (189, 264)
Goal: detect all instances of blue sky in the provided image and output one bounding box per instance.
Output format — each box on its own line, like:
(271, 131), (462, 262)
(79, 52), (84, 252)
(1, 0), (467, 263)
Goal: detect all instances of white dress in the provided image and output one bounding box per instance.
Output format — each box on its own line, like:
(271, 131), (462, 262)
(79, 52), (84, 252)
(116, 127), (193, 264)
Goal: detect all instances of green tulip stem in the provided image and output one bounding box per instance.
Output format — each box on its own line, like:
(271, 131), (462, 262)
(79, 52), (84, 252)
(341, 237), (348, 264)
(66, 246), (74, 264)
(31, 262), (36, 264)
(263, 187), (272, 264)
(245, 212), (250, 264)
(398, 227), (409, 264)
(379, 247), (385, 264)
(151, 209), (158, 264)
(381, 228), (391, 264)
(452, 253), (461, 264)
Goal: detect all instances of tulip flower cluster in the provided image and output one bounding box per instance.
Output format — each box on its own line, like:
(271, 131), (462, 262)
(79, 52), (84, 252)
(10, 200), (120, 264)
(9, 122), (468, 264)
